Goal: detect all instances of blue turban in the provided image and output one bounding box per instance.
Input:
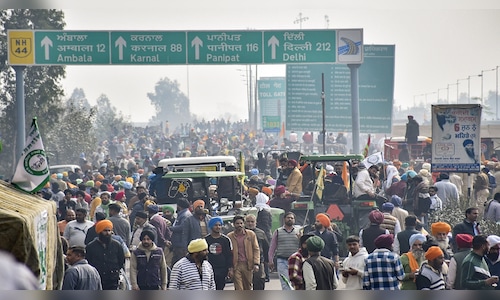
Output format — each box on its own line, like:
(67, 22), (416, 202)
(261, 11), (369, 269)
(409, 233), (426, 247)
(391, 195), (402, 207)
(123, 182), (133, 190)
(208, 217), (223, 230)
(400, 173), (408, 182)
(381, 202), (395, 212)
(250, 168), (259, 176)
(407, 170), (417, 178)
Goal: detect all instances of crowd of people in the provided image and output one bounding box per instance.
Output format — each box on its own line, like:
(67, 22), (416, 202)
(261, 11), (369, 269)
(17, 116), (500, 290)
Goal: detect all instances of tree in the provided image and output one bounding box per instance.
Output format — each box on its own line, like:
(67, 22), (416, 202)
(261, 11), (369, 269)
(0, 9), (66, 176)
(67, 88), (91, 111)
(94, 94), (130, 143)
(147, 77), (191, 129)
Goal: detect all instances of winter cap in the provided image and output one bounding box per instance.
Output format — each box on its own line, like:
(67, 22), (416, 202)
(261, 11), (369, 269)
(135, 211), (148, 219)
(147, 204), (159, 213)
(306, 235), (325, 252)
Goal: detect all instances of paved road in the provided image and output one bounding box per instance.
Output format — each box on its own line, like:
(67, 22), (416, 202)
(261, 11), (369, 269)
(225, 271), (347, 290)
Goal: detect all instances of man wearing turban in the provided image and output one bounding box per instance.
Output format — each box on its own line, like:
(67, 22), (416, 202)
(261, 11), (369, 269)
(446, 233), (473, 289)
(85, 220), (125, 290)
(205, 216), (233, 290)
(400, 233), (427, 290)
(363, 234), (405, 290)
(130, 230), (168, 290)
(181, 200), (211, 252)
(431, 221), (453, 260)
(307, 213), (339, 265)
(415, 246), (446, 290)
(169, 238), (216, 290)
(359, 210), (390, 254)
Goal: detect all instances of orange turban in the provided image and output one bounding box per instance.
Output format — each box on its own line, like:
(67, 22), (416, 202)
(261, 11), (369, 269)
(248, 188), (259, 196)
(316, 213), (331, 228)
(95, 220), (113, 234)
(96, 174), (105, 181)
(431, 222), (451, 236)
(193, 199), (205, 209)
(425, 246), (444, 261)
(261, 186), (273, 197)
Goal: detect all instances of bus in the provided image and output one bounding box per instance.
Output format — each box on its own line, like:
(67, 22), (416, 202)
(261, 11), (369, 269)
(157, 155), (238, 172)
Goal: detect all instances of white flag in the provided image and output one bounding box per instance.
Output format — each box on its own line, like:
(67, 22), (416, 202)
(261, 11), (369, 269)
(362, 151), (384, 169)
(11, 118), (50, 193)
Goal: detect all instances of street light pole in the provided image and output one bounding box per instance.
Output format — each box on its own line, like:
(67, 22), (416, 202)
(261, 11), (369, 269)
(457, 78), (468, 103)
(481, 68), (495, 104)
(497, 66), (499, 120)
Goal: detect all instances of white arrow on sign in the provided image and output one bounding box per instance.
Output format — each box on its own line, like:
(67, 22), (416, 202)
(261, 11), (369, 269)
(267, 35), (279, 60)
(115, 36), (127, 61)
(191, 36), (203, 60)
(41, 36), (53, 60)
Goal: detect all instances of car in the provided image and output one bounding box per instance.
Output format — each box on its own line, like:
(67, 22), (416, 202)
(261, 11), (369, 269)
(49, 164), (80, 175)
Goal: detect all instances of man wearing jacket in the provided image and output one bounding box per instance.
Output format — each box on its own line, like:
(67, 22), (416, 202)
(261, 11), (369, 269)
(227, 215), (260, 290)
(170, 198), (192, 267)
(130, 230), (168, 290)
(62, 246), (102, 290)
(182, 199), (211, 249)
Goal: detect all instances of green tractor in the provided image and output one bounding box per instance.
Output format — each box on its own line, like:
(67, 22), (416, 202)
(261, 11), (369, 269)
(291, 154), (378, 254)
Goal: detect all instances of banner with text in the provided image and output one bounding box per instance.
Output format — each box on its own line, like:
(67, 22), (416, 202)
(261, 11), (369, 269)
(431, 104), (482, 173)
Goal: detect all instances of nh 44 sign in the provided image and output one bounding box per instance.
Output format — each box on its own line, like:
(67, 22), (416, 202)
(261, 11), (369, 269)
(8, 29), (362, 65)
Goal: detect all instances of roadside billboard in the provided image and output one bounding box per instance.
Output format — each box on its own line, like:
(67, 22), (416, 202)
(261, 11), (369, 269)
(431, 104), (482, 173)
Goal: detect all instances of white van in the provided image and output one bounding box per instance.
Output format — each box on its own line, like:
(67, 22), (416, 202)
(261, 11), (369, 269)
(157, 155), (238, 172)
(49, 164), (80, 174)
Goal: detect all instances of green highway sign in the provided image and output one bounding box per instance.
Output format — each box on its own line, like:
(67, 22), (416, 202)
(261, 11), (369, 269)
(110, 31), (186, 64)
(34, 31), (110, 65)
(263, 30), (336, 63)
(187, 31), (262, 64)
(10, 29), (357, 65)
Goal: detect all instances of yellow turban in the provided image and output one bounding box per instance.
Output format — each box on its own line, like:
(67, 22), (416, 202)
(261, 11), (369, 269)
(188, 238), (208, 253)
(425, 246), (444, 261)
(431, 222), (451, 236)
(95, 220), (113, 234)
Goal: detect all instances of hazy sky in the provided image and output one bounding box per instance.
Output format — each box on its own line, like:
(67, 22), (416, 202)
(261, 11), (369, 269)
(57, 1), (500, 123)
